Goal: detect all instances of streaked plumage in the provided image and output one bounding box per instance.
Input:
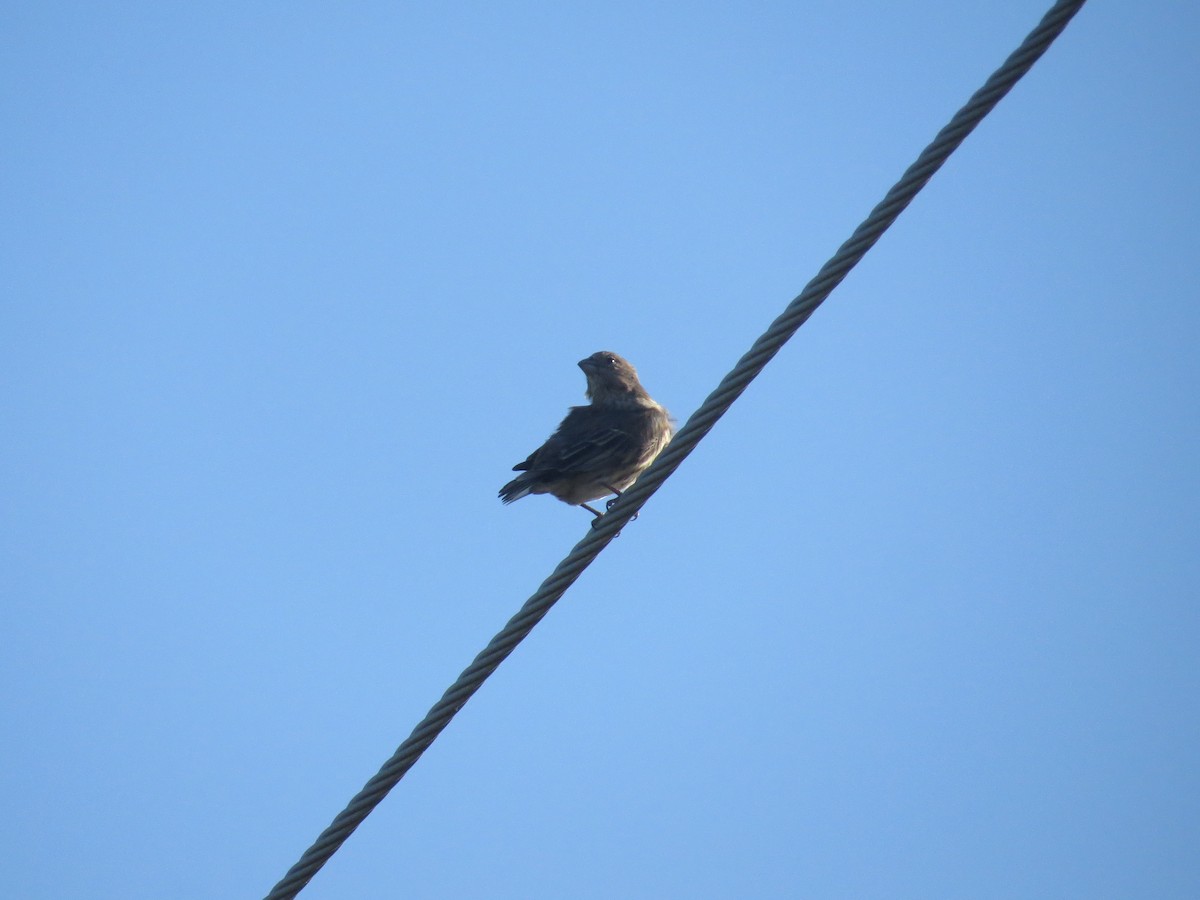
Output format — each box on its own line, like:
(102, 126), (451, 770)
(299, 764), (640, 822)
(499, 352), (672, 517)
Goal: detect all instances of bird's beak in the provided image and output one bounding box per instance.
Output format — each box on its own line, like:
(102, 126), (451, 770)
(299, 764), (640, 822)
(578, 357), (596, 372)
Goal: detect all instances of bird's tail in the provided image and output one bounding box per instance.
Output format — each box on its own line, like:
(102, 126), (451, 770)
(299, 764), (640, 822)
(498, 474), (533, 504)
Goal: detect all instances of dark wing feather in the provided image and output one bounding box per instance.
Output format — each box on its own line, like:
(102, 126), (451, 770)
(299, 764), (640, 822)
(511, 452), (537, 472)
(518, 405), (644, 478)
(554, 425), (638, 474)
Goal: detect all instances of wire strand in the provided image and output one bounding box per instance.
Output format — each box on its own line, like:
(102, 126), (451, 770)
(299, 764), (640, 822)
(264, 2), (1087, 895)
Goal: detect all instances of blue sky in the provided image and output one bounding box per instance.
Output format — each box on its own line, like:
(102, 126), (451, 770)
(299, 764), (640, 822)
(3, 2), (1198, 898)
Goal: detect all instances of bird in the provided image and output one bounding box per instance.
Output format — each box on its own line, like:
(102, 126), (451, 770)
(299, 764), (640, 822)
(499, 351), (673, 518)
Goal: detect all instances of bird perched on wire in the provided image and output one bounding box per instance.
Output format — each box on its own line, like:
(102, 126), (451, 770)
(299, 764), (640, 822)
(499, 351), (673, 518)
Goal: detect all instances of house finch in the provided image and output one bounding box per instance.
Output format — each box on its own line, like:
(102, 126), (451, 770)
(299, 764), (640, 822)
(499, 351), (673, 518)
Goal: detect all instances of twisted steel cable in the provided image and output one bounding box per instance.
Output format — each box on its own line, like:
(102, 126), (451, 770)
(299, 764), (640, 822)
(264, 1), (1087, 896)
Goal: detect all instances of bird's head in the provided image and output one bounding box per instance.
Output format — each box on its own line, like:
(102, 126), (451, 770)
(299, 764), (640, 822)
(578, 351), (646, 403)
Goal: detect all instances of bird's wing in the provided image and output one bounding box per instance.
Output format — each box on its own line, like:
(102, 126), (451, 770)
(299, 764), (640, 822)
(515, 406), (640, 477)
(553, 425), (637, 475)
(511, 451), (538, 472)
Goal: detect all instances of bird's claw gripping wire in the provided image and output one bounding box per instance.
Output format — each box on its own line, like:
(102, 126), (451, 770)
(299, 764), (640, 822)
(583, 489), (638, 531)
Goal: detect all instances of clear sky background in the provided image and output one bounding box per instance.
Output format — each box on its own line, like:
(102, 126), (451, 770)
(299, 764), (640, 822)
(3, 2), (1197, 898)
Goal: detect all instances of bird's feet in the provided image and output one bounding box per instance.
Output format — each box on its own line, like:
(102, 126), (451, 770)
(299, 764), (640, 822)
(584, 490), (637, 530)
(604, 497), (637, 523)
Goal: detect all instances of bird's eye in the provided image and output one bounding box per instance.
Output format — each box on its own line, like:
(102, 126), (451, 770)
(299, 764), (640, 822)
(605, 355), (616, 365)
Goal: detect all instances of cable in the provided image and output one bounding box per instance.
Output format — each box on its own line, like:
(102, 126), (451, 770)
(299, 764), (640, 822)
(264, 1), (1087, 896)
